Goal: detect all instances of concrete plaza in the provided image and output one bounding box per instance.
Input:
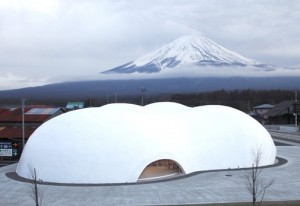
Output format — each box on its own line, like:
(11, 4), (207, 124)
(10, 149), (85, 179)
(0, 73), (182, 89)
(0, 145), (300, 206)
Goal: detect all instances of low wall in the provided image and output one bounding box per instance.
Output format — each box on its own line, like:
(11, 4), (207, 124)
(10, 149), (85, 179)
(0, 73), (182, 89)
(265, 125), (299, 132)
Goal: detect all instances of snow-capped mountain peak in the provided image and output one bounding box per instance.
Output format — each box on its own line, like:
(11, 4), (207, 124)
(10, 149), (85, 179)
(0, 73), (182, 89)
(102, 34), (267, 74)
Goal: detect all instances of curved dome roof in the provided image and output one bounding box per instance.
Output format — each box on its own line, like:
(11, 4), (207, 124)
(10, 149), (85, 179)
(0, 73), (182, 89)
(17, 102), (276, 184)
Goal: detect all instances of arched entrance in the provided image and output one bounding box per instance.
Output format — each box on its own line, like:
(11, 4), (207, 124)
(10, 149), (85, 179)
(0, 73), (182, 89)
(138, 159), (184, 181)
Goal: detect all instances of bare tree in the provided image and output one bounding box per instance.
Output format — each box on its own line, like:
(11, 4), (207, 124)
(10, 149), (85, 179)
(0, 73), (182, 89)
(28, 166), (44, 206)
(244, 148), (274, 206)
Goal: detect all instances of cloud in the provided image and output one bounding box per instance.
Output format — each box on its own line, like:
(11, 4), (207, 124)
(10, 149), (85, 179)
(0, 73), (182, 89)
(0, 0), (300, 90)
(0, 0), (59, 14)
(98, 65), (300, 80)
(0, 72), (55, 91)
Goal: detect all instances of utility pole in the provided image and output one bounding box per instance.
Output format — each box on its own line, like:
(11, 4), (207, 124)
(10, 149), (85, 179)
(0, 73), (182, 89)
(295, 91), (298, 127)
(247, 100), (250, 113)
(115, 91), (118, 103)
(21, 99), (27, 149)
(139, 86), (146, 106)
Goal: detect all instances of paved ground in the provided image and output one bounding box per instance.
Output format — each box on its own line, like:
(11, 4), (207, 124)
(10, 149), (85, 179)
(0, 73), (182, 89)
(270, 131), (300, 146)
(0, 146), (300, 206)
(0, 160), (18, 168)
(175, 201), (300, 206)
(1, 130), (300, 206)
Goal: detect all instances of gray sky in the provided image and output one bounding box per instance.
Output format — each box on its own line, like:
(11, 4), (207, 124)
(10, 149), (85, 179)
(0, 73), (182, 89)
(0, 0), (300, 90)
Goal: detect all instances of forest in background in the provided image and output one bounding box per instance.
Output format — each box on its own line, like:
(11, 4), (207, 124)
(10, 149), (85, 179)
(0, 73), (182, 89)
(3, 89), (296, 113)
(168, 89), (298, 112)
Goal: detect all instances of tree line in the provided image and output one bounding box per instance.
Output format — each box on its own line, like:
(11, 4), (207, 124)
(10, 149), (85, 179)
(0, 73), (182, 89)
(168, 89), (297, 112)
(4, 89), (296, 113)
(87, 89), (295, 111)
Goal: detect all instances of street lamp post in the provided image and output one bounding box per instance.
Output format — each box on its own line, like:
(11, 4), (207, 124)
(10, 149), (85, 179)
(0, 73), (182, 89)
(21, 99), (27, 149)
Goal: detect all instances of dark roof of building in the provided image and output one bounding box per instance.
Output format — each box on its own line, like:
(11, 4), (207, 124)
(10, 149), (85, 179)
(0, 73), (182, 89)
(0, 107), (64, 123)
(0, 127), (35, 139)
(264, 100), (295, 118)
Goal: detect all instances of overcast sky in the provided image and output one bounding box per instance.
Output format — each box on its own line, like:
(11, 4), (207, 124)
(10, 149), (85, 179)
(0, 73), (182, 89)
(0, 0), (300, 90)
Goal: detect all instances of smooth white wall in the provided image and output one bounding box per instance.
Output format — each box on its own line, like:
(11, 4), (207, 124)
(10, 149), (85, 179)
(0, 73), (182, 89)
(17, 103), (276, 184)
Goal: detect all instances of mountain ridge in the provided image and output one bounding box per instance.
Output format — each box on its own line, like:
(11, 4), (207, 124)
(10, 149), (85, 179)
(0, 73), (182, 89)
(102, 34), (268, 74)
(1, 77), (299, 102)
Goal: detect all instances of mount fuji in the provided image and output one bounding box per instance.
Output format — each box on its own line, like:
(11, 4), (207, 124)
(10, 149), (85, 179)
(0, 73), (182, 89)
(5, 34), (300, 101)
(102, 34), (268, 74)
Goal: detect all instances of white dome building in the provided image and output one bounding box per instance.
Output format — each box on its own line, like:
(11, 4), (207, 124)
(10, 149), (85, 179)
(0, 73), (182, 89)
(17, 102), (276, 184)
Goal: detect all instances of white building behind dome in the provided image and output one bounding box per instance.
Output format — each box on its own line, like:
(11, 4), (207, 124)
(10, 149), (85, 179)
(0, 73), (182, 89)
(17, 102), (276, 184)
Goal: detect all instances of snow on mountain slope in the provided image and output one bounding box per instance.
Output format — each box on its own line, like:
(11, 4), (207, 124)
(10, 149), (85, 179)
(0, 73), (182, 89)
(102, 34), (268, 74)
